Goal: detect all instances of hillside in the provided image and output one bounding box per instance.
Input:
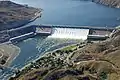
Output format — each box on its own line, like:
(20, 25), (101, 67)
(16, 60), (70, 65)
(9, 28), (120, 80)
(93, 0), (120, 8)
(0, 1), (41, 31)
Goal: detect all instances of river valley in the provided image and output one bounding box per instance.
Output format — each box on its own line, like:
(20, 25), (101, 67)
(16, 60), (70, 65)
(1, 0), (120, 79)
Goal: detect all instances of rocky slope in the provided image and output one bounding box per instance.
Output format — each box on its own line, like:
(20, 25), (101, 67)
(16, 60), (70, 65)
(9, 28), (120, 80)
(93, 0), (120, 8)
(0, 1), (41, 31)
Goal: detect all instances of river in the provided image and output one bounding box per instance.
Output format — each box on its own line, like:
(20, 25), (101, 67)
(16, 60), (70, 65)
(11, 0), (120, 69)
(2, 0), (120, 79)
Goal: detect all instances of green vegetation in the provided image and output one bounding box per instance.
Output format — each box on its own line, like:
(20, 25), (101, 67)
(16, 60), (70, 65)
(9, 29), (120, 80)
(99, 72), (107, 80)
(62, 45), (77, 51)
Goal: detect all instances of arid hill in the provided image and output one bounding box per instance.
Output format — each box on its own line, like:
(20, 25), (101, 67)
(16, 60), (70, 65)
(93, 0), (120, 8)
(0, 1), (41, 31)
(9, 28), (120, 80)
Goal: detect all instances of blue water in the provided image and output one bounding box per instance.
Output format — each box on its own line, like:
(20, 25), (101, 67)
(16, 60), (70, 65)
(2, 0), (120, 79)
(12, 0), (120, 27)
(11, 0), (120, 69)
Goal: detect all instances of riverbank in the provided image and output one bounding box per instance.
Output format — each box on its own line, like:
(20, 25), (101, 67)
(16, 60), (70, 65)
(0, 44), (20, 67)
(0, 0), (42, 31)
(92, 0), (120, 8)
(0, 0), (42, 43)
(0, 1), (42, 68)
(9, 28), (120, 80)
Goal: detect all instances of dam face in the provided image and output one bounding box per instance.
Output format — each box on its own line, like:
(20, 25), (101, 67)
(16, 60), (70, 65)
(48, 28), (89, 40)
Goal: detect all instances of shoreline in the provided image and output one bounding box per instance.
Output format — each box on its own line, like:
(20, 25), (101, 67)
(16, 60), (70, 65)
(1, 10), (42, 32)
(92, 0), (120, 8)
(4, 44), (21, 67)
(10, 28), (120, 80)
(20, 40), (84, 71)
(0, 44), (20, 68)
(10, 39), (87, 80)
(0, 1), (42, 44)
(0, 1), (42, 31)
(0, 10), (42, 67)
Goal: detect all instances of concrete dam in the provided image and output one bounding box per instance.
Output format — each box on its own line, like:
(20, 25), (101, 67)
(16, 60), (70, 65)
(0, 24), (114, 43)
(32, 24), (114, 40)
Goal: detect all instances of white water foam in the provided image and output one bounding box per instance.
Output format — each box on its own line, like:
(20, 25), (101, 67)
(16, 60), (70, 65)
(48, 28), (89, 40)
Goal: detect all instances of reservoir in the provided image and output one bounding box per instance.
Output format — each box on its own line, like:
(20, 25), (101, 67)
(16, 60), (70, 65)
(0, 0), (119, 79)
(10, 0), (120, 70)
(12, 0), (120, 27)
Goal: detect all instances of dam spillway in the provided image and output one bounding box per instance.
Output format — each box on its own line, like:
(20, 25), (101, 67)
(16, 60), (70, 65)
(0, 24), (114, 43)
(48, 28), (89, 40)
(34, 25), (114, 40)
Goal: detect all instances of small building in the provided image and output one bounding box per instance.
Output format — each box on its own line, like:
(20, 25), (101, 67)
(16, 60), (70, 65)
(36, 27), (52, 35)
